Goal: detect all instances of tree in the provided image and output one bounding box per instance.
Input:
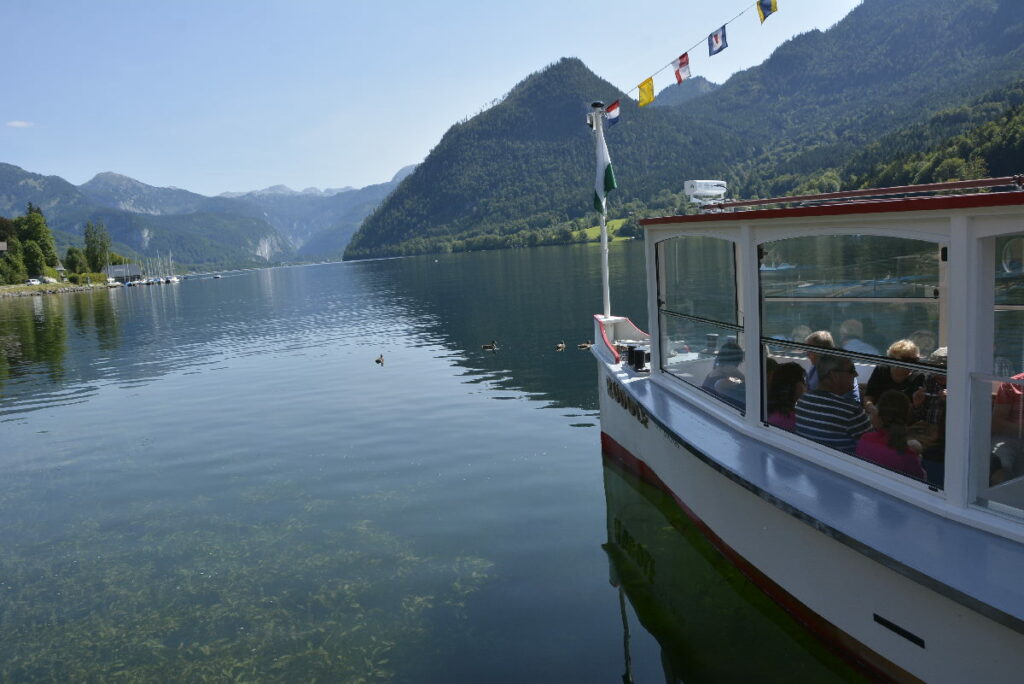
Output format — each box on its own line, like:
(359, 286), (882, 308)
(0, 236), (27, 284)
(14, 208), (58, 267)
(23, 240), (46, 278)
(84, 222), (112, 273)
(64, 246), (88, 274)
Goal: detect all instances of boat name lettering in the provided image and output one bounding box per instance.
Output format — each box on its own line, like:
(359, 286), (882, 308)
(614, 518), (655, 582)
(607, 378), (649, 428)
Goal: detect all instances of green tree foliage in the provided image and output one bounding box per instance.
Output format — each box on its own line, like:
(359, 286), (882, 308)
(14, 205), (59, 267)
(83, 221), (112, 272)
(63, 246), (88, 274)
(0, 236), (27, 284)
(22, 240), (46, 278)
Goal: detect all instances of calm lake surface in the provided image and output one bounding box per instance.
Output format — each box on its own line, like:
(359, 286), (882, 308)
(0, 242), (858, 681)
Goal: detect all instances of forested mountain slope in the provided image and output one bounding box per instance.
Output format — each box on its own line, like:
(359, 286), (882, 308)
(346, 0), (1024, 260)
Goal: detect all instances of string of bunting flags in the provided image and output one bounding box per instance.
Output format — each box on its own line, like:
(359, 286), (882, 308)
(603, 0), (778, 124)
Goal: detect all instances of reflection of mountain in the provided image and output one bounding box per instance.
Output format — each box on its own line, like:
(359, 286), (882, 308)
(358, 242), (650, 411)
(2, 244), (645, 415)
(601, 457), (861, 683)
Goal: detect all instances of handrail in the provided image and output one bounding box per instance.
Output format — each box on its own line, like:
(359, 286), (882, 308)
(716, 175), (1024, 211)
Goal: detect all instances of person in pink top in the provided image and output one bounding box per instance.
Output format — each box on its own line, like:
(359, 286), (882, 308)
(766, 362), (806, 431)
(856, 390), (926, 480)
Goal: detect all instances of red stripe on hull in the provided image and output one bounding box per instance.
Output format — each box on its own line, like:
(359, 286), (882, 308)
(600, 431), (921, 683)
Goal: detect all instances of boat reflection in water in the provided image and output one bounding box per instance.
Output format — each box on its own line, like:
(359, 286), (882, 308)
(601, 456), (861, 683)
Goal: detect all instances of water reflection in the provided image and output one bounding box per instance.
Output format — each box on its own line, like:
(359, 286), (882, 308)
(0, 294), (67, 390)
(0, 245), (649, 417)
(602, 456), (862, 682)
(353, 242), (649, 411)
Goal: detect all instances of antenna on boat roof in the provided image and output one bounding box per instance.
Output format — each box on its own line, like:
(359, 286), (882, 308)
(684, 180), (728, 212)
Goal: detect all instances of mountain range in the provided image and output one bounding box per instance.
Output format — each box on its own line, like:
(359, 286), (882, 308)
(344, 0), (1024, 259)
(0, 164), (415, 269)
(3, 0), (1023, 267)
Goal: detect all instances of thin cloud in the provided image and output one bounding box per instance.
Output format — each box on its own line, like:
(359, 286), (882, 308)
(6, 121), (34, 128)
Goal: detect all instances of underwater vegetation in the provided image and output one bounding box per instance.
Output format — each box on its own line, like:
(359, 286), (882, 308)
(0, 476), (493, 681)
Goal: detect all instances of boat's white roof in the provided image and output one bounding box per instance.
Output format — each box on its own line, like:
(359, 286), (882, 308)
(641, 185), (1024, 230)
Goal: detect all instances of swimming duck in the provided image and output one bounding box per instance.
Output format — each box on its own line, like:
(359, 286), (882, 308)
(481, 340), (499, 352)
(577, 340), (593, 350)
(555, 341), (566, 352)
(375, 354), (384, 366)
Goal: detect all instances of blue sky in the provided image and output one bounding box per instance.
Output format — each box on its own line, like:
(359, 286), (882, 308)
(2, 0), (860, 196)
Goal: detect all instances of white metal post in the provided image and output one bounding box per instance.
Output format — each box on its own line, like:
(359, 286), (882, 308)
(592, 103), (612, 318)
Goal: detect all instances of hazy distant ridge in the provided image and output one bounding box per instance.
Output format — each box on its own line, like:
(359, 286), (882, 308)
(0, 163), (415, 268)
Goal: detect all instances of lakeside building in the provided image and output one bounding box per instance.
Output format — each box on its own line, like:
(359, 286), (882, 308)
(104, 264), (143, 283)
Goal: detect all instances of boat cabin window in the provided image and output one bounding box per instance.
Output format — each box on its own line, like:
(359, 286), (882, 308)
(656, 236), (745, 411)
(975, 234), (1024, 518)
(759, 234), (946, 487)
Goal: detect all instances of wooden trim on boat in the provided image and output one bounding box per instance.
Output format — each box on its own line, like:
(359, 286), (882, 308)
(601, 433), (922, 683)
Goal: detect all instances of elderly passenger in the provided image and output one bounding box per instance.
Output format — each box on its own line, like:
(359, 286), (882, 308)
(865, 339), (925, 406)
(795, 355), (873, 454)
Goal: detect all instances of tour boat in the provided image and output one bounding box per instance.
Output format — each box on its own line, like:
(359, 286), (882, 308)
(593, 175), (1024, 682)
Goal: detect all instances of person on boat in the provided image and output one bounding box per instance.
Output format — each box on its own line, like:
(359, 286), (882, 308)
(795, 355), (872, 454)
(804, 330), (861, 403)
(864, 339), (925, 406)
(910, 347), (948, 486)
(839, 318), (880, 356)
(855, 390), (927, 480)
(701, 339), (745, 409)
(991, 370), (1024, 483)
(766, 362), (807, 431)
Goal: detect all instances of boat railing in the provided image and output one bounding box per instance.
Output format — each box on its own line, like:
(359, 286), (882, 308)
(713, 175), (1024, 212)
(594, 315), (649, 365)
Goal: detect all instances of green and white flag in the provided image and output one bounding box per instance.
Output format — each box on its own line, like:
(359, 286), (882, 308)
(593, 118), (617, 213)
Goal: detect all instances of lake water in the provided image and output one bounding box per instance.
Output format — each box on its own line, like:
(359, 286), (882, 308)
(0, 242), (858, 681)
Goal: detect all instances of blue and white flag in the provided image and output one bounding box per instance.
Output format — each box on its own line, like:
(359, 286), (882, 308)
(605, 100), (620, 127)
(708, 25), (728, 56)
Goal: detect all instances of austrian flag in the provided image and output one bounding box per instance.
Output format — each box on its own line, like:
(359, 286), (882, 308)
(673, 53), (691, 84)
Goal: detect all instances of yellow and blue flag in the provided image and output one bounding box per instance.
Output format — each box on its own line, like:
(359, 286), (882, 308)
(757, 0), (778, 24)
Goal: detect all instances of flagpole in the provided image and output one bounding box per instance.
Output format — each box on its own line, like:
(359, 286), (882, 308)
(592, 101), (612, 319)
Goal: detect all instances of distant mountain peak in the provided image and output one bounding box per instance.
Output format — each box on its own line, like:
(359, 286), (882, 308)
(83, 171), (147, 188)
(256, 184), (298, 196)
(651, 76), (720, 108)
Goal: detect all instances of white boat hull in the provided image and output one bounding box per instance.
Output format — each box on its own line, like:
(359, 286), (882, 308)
(598, 360), (1024, 683)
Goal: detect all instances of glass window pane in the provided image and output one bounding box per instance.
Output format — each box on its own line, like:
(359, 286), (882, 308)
(761, 301), (939, 359)
(658, 237), (737, 325)
(976, 376), (1024, 519)
(761, 235), (939, 298)
(660, 313), (745, 412)
(994, 235), (1024, 372)
(761, 235), (941, 360)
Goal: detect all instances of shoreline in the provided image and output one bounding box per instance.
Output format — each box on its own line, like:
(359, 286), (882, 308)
(0, 284), (113, 299)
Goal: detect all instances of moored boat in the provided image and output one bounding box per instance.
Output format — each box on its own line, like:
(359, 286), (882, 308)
(593, 175), (1024, 682)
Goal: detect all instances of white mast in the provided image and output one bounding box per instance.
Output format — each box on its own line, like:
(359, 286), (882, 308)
(590, 101), (613, 318)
